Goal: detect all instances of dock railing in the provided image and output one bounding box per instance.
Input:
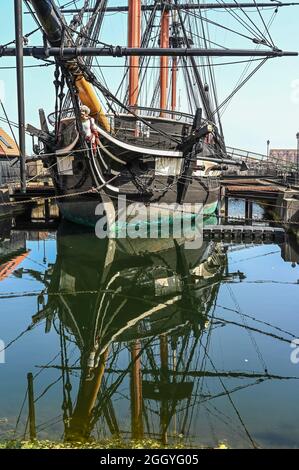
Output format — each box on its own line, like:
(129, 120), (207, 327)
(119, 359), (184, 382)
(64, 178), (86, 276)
(226, 146), (297, 173)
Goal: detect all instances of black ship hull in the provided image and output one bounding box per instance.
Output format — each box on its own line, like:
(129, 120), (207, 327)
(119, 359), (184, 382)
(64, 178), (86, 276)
(47, 114), (221, 228)
(55, 176), (220, 227)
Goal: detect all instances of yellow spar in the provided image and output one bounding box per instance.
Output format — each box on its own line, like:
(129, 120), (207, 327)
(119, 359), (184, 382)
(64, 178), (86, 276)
(29, 0), (110, 133)
(75, 76), (111, 132)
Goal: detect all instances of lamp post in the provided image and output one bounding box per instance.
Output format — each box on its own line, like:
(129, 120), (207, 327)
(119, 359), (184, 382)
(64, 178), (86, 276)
(296, 132), (299, 185)
(266, 139), (270, 158)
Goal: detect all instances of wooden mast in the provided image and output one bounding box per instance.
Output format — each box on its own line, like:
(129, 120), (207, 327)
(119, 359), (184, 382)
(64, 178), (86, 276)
(128, 0), (141, 108)
(171, 57), (177, 113)
(160, 5), (170, 116)
(65, 349), (108, 441)
(171, 7), (178, 114)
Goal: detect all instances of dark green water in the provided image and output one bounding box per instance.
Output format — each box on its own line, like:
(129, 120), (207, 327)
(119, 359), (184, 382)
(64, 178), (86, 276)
(0, 204), (298, 448)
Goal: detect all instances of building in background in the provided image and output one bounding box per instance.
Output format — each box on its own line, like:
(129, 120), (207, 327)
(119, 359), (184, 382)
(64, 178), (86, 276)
(0, 128), (20, 186)
(269, 149), (297, 165)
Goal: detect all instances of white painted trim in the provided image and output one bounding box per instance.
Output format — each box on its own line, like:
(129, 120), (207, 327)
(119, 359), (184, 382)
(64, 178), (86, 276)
(99, 126), (183, 158)
(91, 149), (120, 193)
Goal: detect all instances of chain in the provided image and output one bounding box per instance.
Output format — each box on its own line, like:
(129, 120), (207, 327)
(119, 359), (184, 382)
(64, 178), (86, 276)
(53, 64), (61, 139)
(0, 174), (119, 208)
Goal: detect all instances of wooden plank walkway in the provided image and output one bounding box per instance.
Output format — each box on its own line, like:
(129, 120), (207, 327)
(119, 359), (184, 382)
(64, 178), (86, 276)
(221, 178), (284, 200)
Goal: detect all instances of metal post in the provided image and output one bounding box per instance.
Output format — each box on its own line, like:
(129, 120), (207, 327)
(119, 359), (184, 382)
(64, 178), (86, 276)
(267, 139), (270, 158)
(245, 199), (252, 224)
(225, 196), (229, 221)
(14, 0), (26, 193)
(248, 200), (253, 225)
(27, 372), (36, 440)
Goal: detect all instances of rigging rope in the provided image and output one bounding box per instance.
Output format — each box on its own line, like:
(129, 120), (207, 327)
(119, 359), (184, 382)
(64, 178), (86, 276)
(220, 8), (278, 116)
(198, 336), (258, 448)
(212, 57), (268, 116)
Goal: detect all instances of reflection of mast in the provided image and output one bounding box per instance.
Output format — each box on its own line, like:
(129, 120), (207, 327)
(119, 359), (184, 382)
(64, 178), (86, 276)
(24, 226), (299, 447)
(30, 227), (233, 443)
(130, 341), (144, 439)
(65, 349), (108, 441)
(128, 0), (141, 108)
(160, 334), (169, 445)
(160, 4), (170, 115)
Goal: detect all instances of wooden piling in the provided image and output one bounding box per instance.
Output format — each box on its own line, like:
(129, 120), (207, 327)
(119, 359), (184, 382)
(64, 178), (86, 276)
(44, 198), (50, 220)
(27, 372), (36, 440)
(248, 200), (253, 224)
(219, 186), (229, 221)
(245, 199), (253, 225)
(225, 196), (229, 220)
(130, 340), (144, 439)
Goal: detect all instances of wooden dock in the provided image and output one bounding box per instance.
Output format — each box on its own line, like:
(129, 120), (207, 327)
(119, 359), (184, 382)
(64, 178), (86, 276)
(10, 182), (55, 200)
(203, 225), (285, 243)
(0, 181), (55, 219)
(220, 177), (299, 229)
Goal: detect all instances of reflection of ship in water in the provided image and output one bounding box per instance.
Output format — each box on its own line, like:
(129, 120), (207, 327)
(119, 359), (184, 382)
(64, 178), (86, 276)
(0, 216), (297, 446)
(22, 222), (297, 447)
(280, 232), (299, 265)
(31, 221), (241, 443)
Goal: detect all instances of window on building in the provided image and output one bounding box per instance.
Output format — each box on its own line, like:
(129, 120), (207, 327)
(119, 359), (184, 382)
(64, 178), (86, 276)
(0, 136), (13, 149)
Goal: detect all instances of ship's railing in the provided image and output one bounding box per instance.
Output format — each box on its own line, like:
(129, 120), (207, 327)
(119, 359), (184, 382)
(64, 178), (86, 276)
(130, 107), (217, 129)
(48, 108), (76, 127)
(130, 106), (195, 125)
(47, 107), (207, 150)
(109, 115), (187, 150)
(227, 146), (269, 163)
(106, 107), (203, 149)
(48, 108), (186, 149)
(48, 107), (195, 127)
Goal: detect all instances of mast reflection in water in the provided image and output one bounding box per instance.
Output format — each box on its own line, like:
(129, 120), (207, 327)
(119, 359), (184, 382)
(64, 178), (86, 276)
(0, 218), (299, 448)
(35, 222), (229, 444)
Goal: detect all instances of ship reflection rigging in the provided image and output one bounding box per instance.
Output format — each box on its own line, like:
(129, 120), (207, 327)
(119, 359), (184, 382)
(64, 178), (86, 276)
(12, 222), (295, 447)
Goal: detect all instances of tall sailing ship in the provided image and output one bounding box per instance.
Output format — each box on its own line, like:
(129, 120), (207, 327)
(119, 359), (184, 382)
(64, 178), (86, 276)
(27, 0), (231, 226)
(25, 0), (297, 227)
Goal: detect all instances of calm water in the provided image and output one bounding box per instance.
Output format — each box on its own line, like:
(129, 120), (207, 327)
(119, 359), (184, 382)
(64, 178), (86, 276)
(0, 202), (299, 448)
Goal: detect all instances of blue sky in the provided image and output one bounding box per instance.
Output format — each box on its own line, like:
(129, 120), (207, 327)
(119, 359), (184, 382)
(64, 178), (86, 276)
(0, 0), (299, 153)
